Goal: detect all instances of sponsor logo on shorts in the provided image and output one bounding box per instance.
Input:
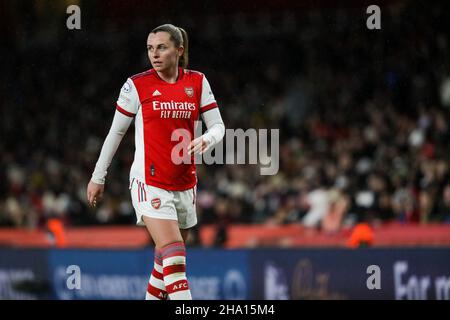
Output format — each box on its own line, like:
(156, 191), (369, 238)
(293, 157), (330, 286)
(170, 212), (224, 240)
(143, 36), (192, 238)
(151, 198), (161, 209)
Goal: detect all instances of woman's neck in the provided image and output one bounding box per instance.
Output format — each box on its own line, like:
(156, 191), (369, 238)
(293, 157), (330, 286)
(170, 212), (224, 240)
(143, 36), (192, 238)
(157, 66), (179, 84)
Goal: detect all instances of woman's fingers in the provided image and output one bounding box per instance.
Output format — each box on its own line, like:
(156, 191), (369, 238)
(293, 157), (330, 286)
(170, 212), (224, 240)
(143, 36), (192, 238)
(91, 190), (103, 207)
(187, 138), (199, 154)
(87, 192), (95, 207)
(192, 142), (203, 154)
(90, 194), (99, 207)
(87, 183), (103, 208)
(199, 140), (209, 154)
(188, 137), (204, 155)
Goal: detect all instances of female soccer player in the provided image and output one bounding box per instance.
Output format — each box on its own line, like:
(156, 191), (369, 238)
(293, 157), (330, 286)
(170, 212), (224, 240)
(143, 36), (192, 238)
(86, 24), (225, 300)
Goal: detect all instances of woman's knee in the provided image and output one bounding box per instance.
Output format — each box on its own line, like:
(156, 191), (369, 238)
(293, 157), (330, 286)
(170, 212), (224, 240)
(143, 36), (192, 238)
(142, 216), (183, 248)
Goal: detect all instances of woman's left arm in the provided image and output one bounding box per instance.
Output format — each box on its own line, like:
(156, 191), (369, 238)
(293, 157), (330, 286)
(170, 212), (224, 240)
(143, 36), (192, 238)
(188, 108), (225, 155)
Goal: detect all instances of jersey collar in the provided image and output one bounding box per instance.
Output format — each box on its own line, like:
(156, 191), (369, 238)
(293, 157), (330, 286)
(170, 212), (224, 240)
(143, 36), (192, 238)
(152, 67), (184, 84)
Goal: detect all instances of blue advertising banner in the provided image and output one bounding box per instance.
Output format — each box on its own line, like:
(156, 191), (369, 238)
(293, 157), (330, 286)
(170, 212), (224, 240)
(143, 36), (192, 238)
(188, 249), (250, 300)
(0, 249), (49, 299)
(249, 248), (450, 300)
(1, 247), (448, 300)
(48, 248), (152, 300)
(47, 248), (250, 300)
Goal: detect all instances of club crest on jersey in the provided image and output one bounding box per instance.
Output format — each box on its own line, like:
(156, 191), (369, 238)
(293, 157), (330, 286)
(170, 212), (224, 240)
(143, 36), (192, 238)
(184, 87), (194, 98)
(151, 198), (161, 209)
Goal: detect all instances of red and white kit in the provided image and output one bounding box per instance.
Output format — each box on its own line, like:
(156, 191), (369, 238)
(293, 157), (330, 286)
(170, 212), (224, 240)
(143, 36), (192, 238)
(118, 67), (218, 190)
(91, 67), (225, 228)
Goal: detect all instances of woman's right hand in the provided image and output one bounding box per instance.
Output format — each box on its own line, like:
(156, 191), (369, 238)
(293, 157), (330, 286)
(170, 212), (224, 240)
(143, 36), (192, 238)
(86, 180), (105, 208)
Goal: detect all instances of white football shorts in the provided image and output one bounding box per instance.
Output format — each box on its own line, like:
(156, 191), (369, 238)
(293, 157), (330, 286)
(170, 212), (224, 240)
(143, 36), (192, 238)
(129, 178), (197, 229)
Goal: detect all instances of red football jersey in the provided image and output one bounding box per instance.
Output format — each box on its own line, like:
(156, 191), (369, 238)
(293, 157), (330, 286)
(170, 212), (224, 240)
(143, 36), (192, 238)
(116, 67), (218, 191)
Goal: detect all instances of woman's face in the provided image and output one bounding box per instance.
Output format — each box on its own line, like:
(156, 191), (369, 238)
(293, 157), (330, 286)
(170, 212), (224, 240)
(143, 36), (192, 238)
(147, 31), (183, 73)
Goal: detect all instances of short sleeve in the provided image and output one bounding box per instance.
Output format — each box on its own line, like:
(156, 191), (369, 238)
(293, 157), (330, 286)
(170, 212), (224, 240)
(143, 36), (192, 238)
(116, 78), (139, 117)
(200, 75), (218, 114)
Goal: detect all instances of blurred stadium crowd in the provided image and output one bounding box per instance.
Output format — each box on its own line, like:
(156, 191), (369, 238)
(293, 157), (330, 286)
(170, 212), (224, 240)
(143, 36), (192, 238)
(1, 0), (450, 232)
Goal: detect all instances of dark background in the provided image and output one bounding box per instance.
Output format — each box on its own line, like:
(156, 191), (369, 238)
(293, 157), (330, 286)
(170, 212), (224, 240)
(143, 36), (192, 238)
(1, 0), (449, 236)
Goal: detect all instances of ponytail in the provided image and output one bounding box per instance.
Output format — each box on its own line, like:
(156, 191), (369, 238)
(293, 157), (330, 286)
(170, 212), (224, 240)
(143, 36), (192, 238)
(177, 27), (189, 68)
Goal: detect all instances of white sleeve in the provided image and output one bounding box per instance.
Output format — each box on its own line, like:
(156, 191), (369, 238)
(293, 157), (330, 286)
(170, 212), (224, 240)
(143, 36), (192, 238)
(91, 110), (133, 184)
(199, 75), (218, 114)
(116, 78), (140, 116)
(201, 108), (225, 148)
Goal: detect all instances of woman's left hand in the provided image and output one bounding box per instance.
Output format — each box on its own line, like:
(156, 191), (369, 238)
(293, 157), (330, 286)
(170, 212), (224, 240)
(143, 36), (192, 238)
(187, 136), (210, 155)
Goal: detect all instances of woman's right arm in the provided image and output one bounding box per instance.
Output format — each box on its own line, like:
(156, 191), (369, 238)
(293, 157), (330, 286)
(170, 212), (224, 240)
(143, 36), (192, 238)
(87, 78), (139, 206)
(90, 110), (133, 184)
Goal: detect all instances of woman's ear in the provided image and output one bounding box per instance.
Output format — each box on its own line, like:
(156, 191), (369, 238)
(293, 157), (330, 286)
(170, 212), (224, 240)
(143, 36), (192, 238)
(178, 46), (185, 57)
